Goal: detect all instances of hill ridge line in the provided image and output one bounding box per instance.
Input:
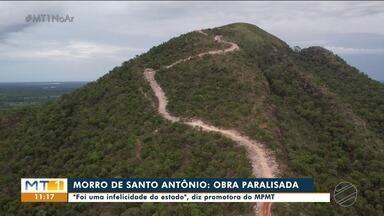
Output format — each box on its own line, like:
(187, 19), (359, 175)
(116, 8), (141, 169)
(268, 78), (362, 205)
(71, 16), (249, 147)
(143, 30), (278, 216)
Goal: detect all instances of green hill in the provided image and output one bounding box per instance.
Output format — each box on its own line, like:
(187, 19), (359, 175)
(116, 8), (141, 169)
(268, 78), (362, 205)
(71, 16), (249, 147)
(1, 23), (383, 215)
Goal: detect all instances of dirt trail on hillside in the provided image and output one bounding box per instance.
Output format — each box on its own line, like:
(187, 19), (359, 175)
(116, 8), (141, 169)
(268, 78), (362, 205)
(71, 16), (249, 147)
(164, 35), (239, 69)
(197, 29), (208, 36)
(143, 30), (277, 216)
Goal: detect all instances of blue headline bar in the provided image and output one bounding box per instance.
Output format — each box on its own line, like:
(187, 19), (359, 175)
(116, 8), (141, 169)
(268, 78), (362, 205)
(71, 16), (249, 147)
(68, 178), (314, 193)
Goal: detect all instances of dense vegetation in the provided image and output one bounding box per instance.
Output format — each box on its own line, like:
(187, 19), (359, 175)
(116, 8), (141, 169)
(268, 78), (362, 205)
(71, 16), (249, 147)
(0, 31), (253, 215)
(156, 23), (383, 215)
(298, 47), (384, 138)
(0, 23), (382, 215)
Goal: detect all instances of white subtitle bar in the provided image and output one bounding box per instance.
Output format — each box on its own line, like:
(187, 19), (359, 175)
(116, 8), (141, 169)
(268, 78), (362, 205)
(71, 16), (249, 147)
(68, 193), (330, 202)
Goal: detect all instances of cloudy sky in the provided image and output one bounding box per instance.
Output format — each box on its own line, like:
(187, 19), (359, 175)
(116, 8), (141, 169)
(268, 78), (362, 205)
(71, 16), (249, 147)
(0, 1), (383, 82)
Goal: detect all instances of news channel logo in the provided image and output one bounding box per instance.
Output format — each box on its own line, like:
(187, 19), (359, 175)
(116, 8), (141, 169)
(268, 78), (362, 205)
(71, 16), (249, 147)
(25, 14), (74, 23)
(21, 178), (67, 193)
(333, 181), (357, 207)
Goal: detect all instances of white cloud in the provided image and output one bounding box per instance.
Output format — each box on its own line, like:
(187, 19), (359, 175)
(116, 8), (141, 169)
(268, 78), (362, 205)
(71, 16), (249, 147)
(0, 1), (383, 81)
(0, 41), (144, 61)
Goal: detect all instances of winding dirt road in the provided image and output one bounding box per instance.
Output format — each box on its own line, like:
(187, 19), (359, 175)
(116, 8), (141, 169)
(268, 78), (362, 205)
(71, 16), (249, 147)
(143, 30), (277, 216)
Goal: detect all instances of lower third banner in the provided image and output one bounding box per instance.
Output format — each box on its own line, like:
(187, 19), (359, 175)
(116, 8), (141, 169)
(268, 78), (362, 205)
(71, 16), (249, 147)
(21, 178), (330, 203)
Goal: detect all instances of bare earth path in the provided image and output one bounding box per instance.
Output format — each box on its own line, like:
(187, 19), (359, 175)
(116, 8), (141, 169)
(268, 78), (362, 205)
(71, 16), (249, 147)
(143, 30), (278, 216)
